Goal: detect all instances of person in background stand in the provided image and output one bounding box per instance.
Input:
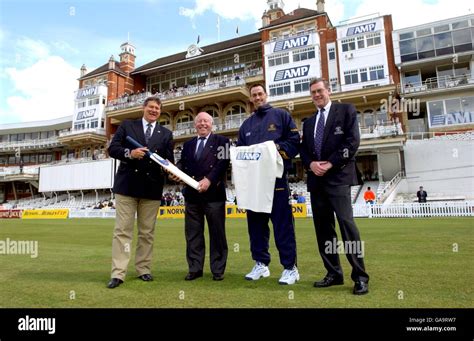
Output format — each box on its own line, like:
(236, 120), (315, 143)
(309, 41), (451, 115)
(417, 186), (427, 203)
(363, 187), (376, 205)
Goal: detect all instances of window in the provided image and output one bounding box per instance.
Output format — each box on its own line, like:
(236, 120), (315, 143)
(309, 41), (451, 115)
(434, 24), (450, 33)
(90, 119), (99, 129)
(400, 39), (417, 62)
(360, 68), (368, 82)
(403, 70), (422, 86)
(269, 82), (291, 97)
(268, 52), (290, 67)
(399, 32), (414, 40)
(341, 38), (356, 52)
(434, 32), (453, 56)
(294, 78), (310, 93)
(452, 20), (469, 29)
(357, 36), (365, 49)
(329, 78), (339, 92)
(369, 65), (385, 81)
(416, 28), (432, 36)
(366, 32), (381, 47)
(226, 105), (246, 117)
(452, 28), (472, 53)
(77, 101), (86, 108)
(328, 47), (336, 60)
(344, 70), (358, 85)
(88, 98), (99, 106)
(416, 36), (435, 59)
(293, 47), (315, 62)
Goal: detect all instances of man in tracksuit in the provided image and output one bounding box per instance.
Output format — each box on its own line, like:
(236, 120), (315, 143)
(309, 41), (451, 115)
(237, 84), (300, 285)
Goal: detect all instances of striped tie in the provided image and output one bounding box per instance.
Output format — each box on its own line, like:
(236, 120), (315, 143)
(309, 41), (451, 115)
(145, 123), (152, 145)
(314, 108), (325, 160)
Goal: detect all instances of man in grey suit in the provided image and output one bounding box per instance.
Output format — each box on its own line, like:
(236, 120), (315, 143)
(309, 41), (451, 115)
(300, 78), (369, 295)
(107, 97), (174, 288)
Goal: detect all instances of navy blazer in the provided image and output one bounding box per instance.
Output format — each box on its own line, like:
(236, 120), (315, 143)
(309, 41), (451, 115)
(300, 103), (361, 191)
(177, 133), (230, 203)
(109, 119), (174, 200)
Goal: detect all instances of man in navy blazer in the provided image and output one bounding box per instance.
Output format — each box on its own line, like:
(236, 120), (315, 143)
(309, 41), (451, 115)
(106, 97), (174, 288)
(171, 112), (230, 281)
(300, 78), (369, 295)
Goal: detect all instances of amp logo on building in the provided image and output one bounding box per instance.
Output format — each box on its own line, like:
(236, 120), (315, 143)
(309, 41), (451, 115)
(347, 22), (376, 36)
(274, 65), (310, 82)
(273, 35), (309, 52)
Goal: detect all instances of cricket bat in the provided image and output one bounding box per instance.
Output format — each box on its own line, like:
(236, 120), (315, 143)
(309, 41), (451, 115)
(126, 136), (200, 190)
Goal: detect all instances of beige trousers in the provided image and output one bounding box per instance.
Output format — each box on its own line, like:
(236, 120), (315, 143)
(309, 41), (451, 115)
(111, 194), (161, 280)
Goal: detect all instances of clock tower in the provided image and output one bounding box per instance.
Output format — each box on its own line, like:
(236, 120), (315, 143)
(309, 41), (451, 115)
(119, 41), (136, 74)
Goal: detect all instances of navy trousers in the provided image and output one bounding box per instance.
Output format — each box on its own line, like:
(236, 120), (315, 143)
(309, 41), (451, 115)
(246, 178), (297, 269)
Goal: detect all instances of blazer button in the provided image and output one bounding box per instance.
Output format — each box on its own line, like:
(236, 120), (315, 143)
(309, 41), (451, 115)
(146, 172), (149, 176)
(135, 169), (138, 172)
(210, 165), (213, 168)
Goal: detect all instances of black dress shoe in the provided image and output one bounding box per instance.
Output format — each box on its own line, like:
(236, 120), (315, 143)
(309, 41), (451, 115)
(107, 278), (123, 289)
(138, 274), (153, 281)
(353, 281), (369, 295)
(185, 271), (203, 281)
(212, 273), (225, 281)
(314, 276), (344, 288)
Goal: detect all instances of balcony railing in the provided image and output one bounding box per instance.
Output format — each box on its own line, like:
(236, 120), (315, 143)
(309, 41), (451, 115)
(172, 115), (247, 137)
(106, 68), (263, 112)
(59, 128), (106, 137)
(359, 121), (404, 139)
(0, 137), (61, 151)
(400, 74), (473, 95)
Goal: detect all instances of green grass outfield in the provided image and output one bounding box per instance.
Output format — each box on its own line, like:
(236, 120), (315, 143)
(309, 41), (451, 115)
(0, 217), (472, 308)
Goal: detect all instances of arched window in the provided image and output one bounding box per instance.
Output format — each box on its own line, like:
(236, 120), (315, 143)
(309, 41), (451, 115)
(225, 105), (247, 129)
(159, 113), (171, 128)
(363, 109), (374, 128)
(201, 106), (220, 126)
(176, 112), (194, 131)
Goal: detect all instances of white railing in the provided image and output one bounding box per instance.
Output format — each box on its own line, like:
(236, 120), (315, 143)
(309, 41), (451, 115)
(105, 68), (262, 112)
(400, 74), (473, 95)
(0, 137), (61, 151)
(364, 201), (474, 218)
(69, 210), (117, 218)
(377, 172), (404, 203)
(59, 128), (106, 137)
(406, 131), (474, 141)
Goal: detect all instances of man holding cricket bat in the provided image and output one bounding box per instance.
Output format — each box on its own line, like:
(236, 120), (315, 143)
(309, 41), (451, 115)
(106, 97), (174, 289)
(170, 112), (230, 281)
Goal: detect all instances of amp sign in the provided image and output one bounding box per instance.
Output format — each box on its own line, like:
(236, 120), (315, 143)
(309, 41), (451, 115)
(274, 65), (310, 82)
(347, 22), (376, 36)
(274, 35), (309, 52)
(76, 86), (98, 99)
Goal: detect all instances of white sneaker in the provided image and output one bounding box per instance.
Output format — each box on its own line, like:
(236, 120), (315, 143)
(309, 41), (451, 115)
(278, 266), (300, 285)
(245, 262), (270, 280)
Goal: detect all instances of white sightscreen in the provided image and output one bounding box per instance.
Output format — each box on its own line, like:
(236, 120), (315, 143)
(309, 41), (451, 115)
(39, 159), (115, 192)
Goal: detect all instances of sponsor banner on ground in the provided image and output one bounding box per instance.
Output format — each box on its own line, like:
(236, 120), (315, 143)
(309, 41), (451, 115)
(292, 204), (307, 218)
(158, 206), (185, 219)
(226, 205), (247, 218)
(156, 205), (308, 219)
(22, 209), (69, 219)
(0, 210), (22, 219)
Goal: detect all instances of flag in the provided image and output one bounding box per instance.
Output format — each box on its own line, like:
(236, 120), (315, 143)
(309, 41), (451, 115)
(196, 35), (200, 44)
